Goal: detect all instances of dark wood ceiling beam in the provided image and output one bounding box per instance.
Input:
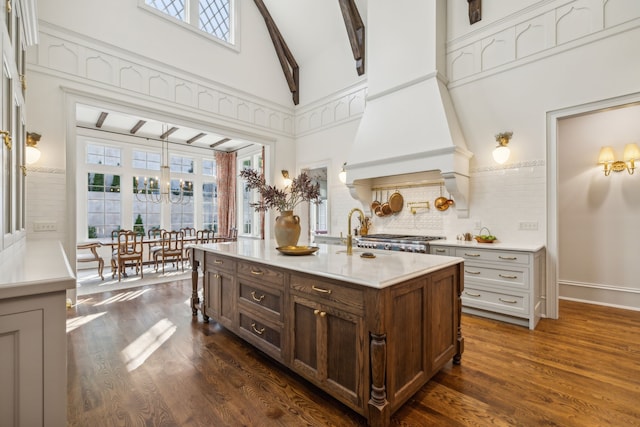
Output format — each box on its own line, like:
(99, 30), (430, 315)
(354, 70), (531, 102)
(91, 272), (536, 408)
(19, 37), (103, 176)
(96, 112), (108, 128)
(186, 132), (207, 144)
(210, 137), (231, 148)
(159, 126), (179, 139)
(253, 0), (299, 105)
(130, 120), (147, 134)
(338, 0), (365, 76)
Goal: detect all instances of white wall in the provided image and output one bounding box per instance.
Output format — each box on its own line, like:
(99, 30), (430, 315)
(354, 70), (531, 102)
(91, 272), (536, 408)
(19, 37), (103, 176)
(558, 105), (640, 309)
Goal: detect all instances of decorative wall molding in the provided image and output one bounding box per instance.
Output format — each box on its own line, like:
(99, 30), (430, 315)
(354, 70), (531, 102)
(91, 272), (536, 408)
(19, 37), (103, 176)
(294, 82), (367, 137)
(25, 166), (66, 175)
(447, 0), (640, 86)
(30, 22), (296, 138)
(560, 280), (640, 311)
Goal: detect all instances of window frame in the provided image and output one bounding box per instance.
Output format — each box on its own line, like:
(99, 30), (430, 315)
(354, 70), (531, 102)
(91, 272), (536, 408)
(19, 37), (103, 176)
(138, 0), (237, 49)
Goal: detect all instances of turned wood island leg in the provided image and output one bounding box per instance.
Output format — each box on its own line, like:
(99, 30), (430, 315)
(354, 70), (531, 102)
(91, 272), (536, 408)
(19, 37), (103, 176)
(368, 332), (390, 427)
(191, 252), (200, 317)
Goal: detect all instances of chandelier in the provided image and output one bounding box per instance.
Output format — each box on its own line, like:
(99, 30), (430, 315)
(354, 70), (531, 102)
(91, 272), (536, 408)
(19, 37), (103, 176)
(135, 126), (191, 205)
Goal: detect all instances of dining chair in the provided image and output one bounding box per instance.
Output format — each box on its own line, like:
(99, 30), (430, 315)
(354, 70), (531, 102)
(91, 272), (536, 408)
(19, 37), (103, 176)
(184, 229), (215, 263)
(147, 228), (166, 261)
(77, 242), (104, 280)
(111, 231), (144, 281)
(180, 227), (196, 238)
(153, 230), (185, 274)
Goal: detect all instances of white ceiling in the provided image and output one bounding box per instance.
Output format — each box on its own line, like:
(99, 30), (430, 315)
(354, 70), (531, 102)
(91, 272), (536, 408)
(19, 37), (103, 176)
(75, 104), (252, 152)
(74, 1), (363, 152)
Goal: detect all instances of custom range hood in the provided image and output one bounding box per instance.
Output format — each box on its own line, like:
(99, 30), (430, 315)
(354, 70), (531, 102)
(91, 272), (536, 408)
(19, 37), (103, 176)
(345, 1), (473, 218)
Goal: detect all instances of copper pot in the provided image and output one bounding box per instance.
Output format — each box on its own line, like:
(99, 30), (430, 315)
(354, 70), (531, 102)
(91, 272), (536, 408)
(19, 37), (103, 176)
(381, 190), (392, 216)
(389, 189), (404, 213)
(371, 190), (381, 212)
(435, 185), (450, 211)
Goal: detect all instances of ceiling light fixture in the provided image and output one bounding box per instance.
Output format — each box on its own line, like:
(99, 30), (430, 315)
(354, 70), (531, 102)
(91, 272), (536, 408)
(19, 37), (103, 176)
(135, 125), (191, 204)
(492, 131), (513, 164)
(598, 143), (639, 176)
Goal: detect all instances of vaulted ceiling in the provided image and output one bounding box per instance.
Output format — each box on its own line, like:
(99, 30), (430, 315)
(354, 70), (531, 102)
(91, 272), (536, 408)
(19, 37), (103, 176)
(75, 1), (365, 151)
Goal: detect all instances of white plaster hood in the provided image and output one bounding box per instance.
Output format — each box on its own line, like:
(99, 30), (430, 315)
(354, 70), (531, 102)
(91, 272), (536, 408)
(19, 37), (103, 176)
(345, 1), (473, 217)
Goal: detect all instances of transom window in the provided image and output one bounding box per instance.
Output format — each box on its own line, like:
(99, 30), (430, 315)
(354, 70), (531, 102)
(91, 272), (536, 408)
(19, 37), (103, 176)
(144, 0), (232, 43)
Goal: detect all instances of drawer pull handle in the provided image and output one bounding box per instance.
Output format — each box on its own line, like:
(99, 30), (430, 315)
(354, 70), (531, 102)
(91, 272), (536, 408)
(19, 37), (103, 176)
(465, 291), (481, 297)
(498, 256), (517, 260)
(251, 323), (265, 335)
(214, 259), (223, 264)
(499, 274), (518, 279)
(465, 270), (481, 275)
(435, 249), (446, 253)
(464, 253), (481, 257)
(250, 269), (264, 275)
(499, 298), (518, 304)
(313, 309), (327, 317)
(312, 285), (332, 294)
(250, 291), (265, 302)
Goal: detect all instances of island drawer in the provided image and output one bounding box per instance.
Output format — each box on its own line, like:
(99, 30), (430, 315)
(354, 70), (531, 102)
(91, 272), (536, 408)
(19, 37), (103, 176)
(237, 261), (284, 286)
(238, 279), (283, 320)
(289, 274), (364, 313)
(463, 264), (528, 290)
(462, 285), (529, 317)
(205, 254), (236, 272)
(238, 311), (282, 360)
(454, 248), (530, 265)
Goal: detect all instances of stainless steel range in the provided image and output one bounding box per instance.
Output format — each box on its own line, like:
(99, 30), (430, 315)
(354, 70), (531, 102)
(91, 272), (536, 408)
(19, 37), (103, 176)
(356, 234), (444, 253)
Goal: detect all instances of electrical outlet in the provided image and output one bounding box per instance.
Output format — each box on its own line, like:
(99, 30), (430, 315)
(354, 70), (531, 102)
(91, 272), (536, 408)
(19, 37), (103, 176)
(34, 221), (57, 232)
(518, 221), (538, 231)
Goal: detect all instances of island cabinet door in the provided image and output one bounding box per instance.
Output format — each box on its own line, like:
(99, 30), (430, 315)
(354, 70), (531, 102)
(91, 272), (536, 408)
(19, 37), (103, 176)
(290, 294), (365, 412)
(203, 256), (237, 328)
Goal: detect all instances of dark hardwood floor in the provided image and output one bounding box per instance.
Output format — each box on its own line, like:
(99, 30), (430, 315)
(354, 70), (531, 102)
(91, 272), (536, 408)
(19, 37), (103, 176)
(67, 279), (640, 426)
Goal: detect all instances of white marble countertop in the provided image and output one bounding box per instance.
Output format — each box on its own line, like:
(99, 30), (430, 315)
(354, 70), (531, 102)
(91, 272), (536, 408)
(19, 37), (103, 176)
(0, 239), (76, 299)
(194, 240), (463, 289)
(430, 239), (545, 252)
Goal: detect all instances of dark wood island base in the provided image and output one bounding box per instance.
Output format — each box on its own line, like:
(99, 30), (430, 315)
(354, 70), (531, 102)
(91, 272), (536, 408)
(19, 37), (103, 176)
(191, 247), (464, 427)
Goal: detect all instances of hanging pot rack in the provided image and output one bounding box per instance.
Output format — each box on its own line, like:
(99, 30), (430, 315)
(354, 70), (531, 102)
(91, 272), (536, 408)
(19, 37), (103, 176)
(371, 179), (444, 192)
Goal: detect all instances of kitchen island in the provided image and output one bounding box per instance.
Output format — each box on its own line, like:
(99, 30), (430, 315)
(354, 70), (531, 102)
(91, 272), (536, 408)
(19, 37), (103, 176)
(190, 240), (464, 427)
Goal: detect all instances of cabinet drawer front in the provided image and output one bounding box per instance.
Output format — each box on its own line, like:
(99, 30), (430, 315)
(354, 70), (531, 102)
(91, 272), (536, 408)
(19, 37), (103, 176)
(463, 265), (528, 289)
(462, 286), (529, 316)
(239, 312), (282, 352)
(455, 248), (530, 265)
(239, 280), (283, 318)
(205, 254), (236, 272)
(237, 261), (284, 286)
(290, 274), (364, 312)
(430, 247), (451, 256)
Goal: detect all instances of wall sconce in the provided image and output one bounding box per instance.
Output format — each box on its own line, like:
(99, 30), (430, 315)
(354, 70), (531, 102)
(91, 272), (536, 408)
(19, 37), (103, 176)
(338, 162), (347, 184)
(26, 132), (42, 164)
(492, 131), (513, 164)
(598, 143), (639, 176)
(281, 169), (292, 186)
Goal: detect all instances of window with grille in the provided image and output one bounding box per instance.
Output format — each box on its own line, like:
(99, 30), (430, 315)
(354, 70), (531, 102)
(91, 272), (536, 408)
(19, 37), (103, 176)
(87, 173), (122, 238)
(143, 0), (232, 44)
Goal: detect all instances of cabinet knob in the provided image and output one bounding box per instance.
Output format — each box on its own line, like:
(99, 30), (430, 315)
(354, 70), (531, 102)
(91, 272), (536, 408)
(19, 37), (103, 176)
(313, 309), (327, 317)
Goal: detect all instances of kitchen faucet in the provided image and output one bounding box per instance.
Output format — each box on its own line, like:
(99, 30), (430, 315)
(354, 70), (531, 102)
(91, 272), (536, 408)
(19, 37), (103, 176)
(347, 207), (365, 255)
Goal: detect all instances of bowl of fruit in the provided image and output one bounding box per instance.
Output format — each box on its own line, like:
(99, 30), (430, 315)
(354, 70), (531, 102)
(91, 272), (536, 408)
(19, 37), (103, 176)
(475, 227), (497, 243)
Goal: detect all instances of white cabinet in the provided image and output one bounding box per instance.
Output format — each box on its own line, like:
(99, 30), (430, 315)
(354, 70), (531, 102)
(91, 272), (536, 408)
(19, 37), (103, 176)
(431, 243), (545, 329)
(0, 240), (75, 427)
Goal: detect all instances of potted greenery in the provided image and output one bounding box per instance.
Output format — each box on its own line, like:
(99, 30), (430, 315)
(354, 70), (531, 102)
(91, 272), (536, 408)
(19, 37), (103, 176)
(239, 168), (321, 247)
